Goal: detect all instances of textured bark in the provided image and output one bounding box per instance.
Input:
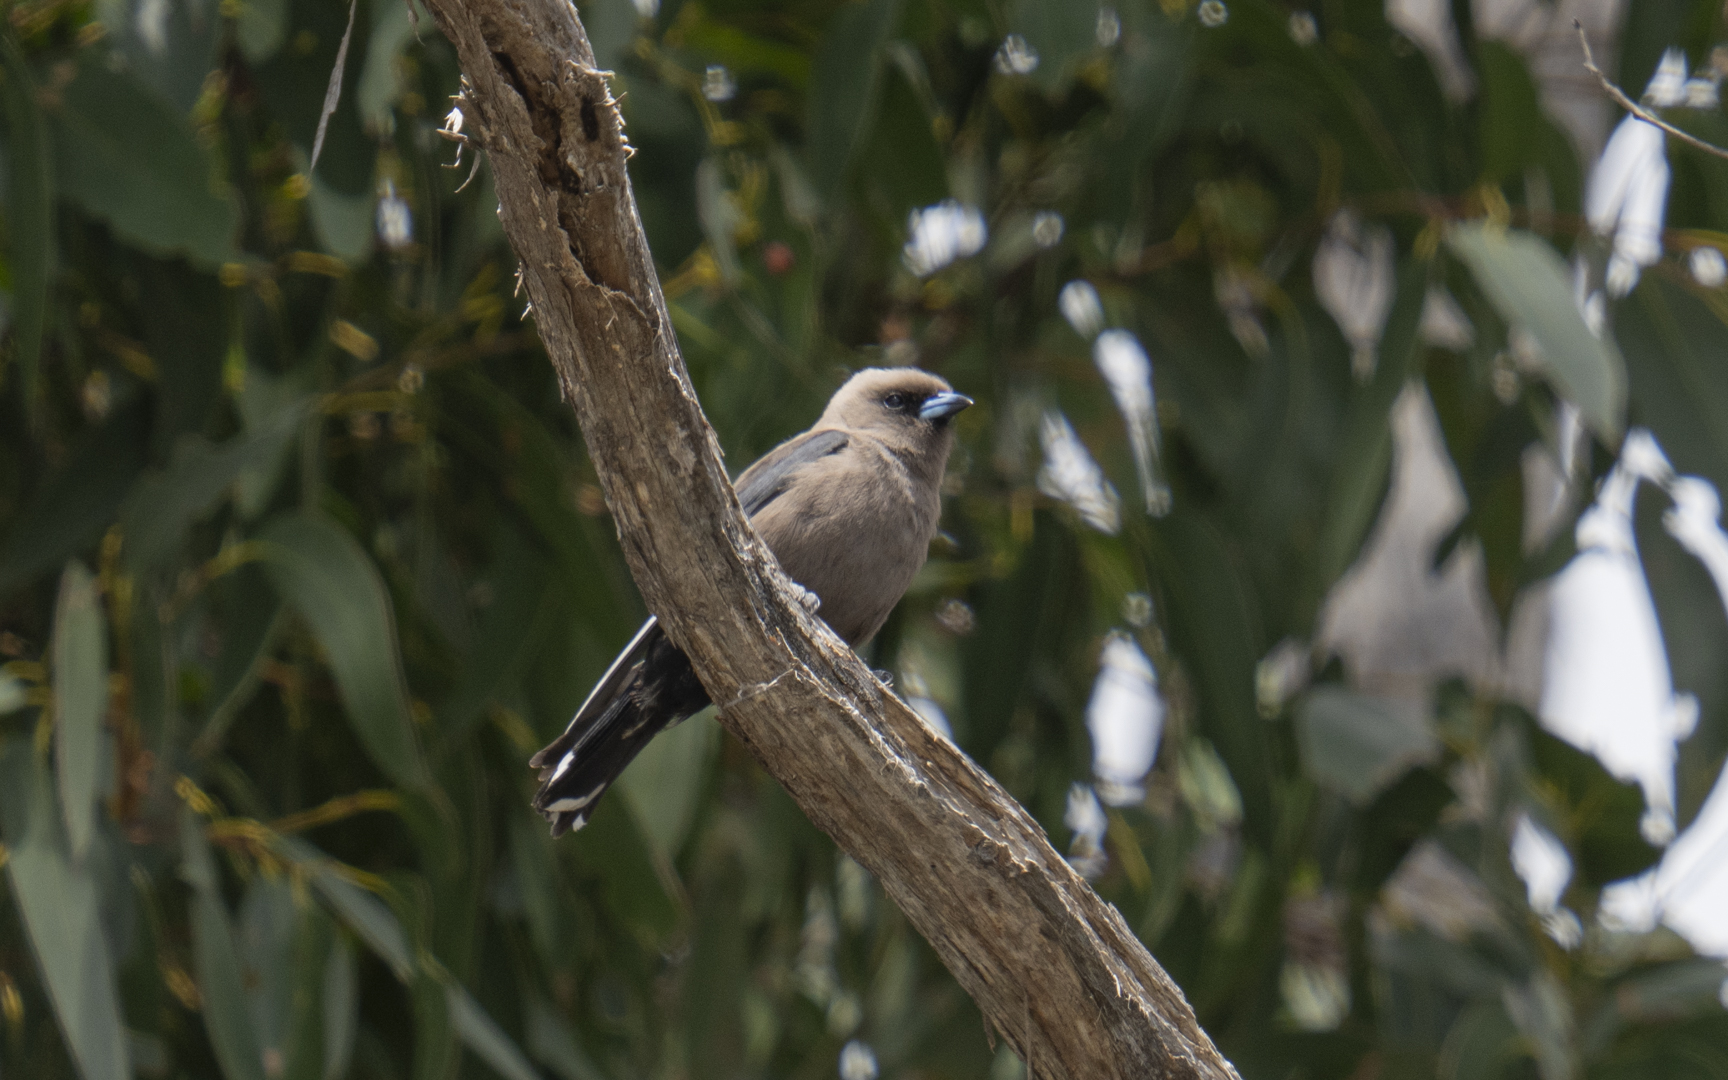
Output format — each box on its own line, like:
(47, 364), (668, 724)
(418, 1), (1240, 1076)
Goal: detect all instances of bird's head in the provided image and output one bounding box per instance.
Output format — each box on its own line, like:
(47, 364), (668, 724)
(821, 368), (973, 454)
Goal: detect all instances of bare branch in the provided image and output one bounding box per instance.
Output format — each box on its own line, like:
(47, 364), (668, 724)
(412, 0), (1241, 1076)
(1575, 20), (1728, 163)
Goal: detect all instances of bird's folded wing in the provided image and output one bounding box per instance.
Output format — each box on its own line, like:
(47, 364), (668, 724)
(735, 428), (850, 516)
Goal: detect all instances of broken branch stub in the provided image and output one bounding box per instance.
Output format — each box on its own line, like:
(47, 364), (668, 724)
(415, 0), (1240, 1075)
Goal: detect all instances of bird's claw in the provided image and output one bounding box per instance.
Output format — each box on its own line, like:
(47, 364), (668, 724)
(872, 669), (894, 688)
(787, 582), (822, 615)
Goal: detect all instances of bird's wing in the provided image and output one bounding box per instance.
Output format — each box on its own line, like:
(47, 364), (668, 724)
(735, 428), (850, 517)
(528, 429), (851, 836)
(528, 615), (660, 773)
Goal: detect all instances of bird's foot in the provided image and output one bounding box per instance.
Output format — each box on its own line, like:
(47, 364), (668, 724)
(786, 581), (822, 615)
(872, 669), (894, 688)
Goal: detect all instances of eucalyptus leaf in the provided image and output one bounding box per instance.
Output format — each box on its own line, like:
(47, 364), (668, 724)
(1446, 223), (1626, 440)
(120, 402), (306, 572)
(805, 0), (898, 199)
(358, 0), (419, 132)
(270, 836), (413, 978)
(580, 794), (681, 945)
(182, 814), (267, 1080)
(436, 529), (549, 738)
(234, 375), (302, 520)
(1523, 718), (1661, 887)
(1151, 511), (1273, 833)
(695, 159), (742, 285)
(1619, 277), (1728, 757)
(254, 512), (428, 789)
(237, 879), (298, 1074)
(126, 577), (173, 751)
(1295, 686), (1439, 805)
(1502, 972), (1578, 1080)
(264, 835), (537, 1080)
(508, 812), (564, 963)
(860, 61), (948, 218)
(412, 972), (456, 1080)
(52, 560), (107, 860)
(0, 739), (130, 1080)
(1608, 958), (1728, 1024)
(193, 568), (284, 758)
(90, 0), (223, 110)
(1438, 995), (1523, 1080)
(0, 671), (26, 715)
(307, 174), (375, 263)
(1476, 42), (1542, 183)
(616, 711), (717, 862)
(525, 999), (609, 1080)
(49, 63), (237, 268)
(448, 987), (539, 1080)
(1320, 261), (1429, 589)
(140, 261), (228, 455)
(322, 933), (359, 1080)
(276, 903), (331, 1080)
(768, 144), (821, 226)
(127, 1032), (170, 1076)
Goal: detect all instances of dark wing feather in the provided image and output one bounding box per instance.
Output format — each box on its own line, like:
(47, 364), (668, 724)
(529, 617), (710, 836)
(528, 616), (659, 772)
(735, 428), (849, 517)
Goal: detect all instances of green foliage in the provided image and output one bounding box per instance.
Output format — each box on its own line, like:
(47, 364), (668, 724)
(1446, 223), (1626, 439)
(3, 1), (1728, 1079)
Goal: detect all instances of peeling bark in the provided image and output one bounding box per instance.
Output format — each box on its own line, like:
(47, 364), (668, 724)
(417, 0), (1240, 1075)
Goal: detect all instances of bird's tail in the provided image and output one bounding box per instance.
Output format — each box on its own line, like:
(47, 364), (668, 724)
(530, 690), (662, 836)
(529, 619), (710, 836)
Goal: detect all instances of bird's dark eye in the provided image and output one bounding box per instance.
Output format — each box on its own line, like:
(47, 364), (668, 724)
(882, 392), (910, 411)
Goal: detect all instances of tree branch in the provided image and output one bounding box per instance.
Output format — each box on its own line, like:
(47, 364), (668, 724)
(1574, 20), (1728, 163)
(416, 0), (1239, 1075)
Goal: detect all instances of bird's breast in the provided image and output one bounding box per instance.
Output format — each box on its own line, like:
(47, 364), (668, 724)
(752, 450), (938, 645)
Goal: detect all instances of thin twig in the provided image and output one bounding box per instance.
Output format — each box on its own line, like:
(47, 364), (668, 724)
(268, 789), (401, 834)
(1575, 20), (1728, 163)
(309, 0), (359, 173)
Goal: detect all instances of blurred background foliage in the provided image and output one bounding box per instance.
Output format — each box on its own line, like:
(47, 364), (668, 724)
(3, 0), (1728, 1077)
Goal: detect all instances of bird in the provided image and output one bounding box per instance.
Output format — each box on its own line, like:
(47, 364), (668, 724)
(530, 368), (973, 836)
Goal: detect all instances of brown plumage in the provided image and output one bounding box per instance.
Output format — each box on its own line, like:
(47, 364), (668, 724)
(530, 368), (971, 835)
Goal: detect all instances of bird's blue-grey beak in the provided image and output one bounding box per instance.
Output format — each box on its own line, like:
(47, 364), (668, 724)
(919, 391), (973, 422)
